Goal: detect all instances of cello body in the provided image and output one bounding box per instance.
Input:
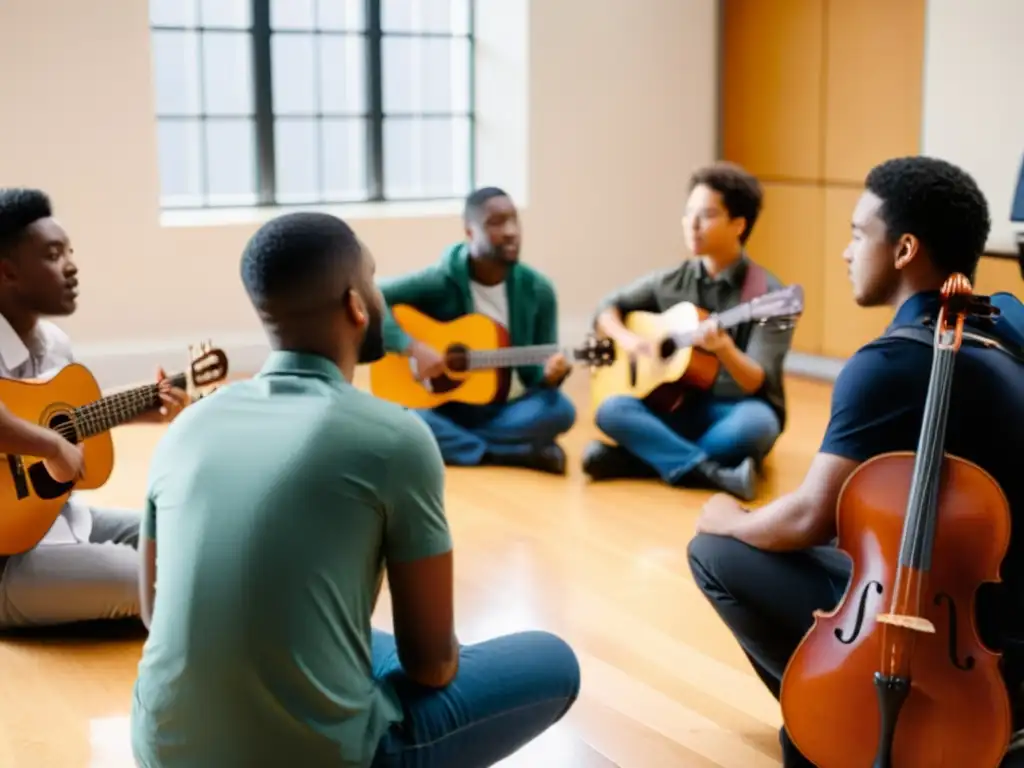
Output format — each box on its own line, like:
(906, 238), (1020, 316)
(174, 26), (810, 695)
(780, 453), (1012, 767)
(779, 275), (1014, 768)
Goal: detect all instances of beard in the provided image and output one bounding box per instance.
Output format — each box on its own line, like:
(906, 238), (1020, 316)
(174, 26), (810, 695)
(357, 306), (386, 364)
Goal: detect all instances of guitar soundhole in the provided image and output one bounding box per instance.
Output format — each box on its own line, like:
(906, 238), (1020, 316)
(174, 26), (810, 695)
(445, 344), (470, 373)
(46, 412), (78, 445)
(659, 338), (677, 359)
(26, 412), (76, 501)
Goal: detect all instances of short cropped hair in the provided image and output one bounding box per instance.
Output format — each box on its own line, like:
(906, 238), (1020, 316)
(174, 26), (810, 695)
(240, 212), (362, 309)
(864, 156), (990, 279)
(689, 162), (764, 244)
(0, 188), (52, 254)
(463, 186), (510, 224)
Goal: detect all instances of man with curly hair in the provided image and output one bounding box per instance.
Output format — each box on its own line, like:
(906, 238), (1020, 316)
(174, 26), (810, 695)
(688, 156), (1024, 766)
(584, 161), (795, 501)
(0, 187), (189, 630)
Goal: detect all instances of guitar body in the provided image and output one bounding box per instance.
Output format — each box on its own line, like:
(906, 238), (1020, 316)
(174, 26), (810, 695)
(589, 302), (720, 416)
(369, 305), (512, 409)
(0, 364), (115, 555)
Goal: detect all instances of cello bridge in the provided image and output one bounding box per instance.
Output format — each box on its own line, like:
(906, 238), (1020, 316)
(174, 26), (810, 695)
(876, 613), (936, 634)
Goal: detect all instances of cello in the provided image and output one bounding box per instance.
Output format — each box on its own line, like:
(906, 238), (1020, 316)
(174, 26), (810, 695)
(779, 274), (1013, 767)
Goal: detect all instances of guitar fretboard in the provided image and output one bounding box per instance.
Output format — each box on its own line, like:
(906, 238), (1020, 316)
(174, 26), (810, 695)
(465, 344), (566, 370)
(65, 373), (188, 441)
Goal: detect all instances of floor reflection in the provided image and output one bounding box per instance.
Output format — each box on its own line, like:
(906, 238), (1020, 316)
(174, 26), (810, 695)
(89, 715), (132, 768)
(88, 714), (613, 767)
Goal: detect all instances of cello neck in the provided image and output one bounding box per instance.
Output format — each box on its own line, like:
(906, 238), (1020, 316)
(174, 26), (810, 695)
(897, 276), (992, 573)
(897, 324), (957, 572)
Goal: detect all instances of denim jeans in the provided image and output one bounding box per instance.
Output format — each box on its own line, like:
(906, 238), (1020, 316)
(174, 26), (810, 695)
(415, 387), (576, 465)
(371, 629), (581, 767)
(594, 394), (781, 483)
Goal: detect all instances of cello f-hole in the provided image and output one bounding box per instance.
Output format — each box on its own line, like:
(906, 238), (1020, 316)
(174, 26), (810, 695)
(835, 580), (884, 644)
(934, 592), (976, 671)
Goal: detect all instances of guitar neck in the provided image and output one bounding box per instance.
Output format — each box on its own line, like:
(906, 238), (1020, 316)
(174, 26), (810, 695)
(465, 344), (567, 370)
(72, 372), (187, 440)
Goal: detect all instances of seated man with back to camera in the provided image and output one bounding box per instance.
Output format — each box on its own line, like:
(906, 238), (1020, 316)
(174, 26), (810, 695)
(584, 162), (794, 501)
(130, 211), (581, 768)
(379, 186), (576, 475)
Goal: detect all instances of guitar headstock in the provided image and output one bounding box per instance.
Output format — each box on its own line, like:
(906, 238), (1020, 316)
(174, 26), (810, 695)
(749, 285), (805, 325)
(186, 341), (230, 398)
(573, 336), (616, 367)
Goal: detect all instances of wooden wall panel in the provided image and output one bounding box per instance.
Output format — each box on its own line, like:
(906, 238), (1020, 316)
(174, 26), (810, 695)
(743, 183), (825, 354)
(823, 0), (926, 184)
(721, 0), (825, 181)
(721, 0), (930, 362)
(820, 187), (893, 357)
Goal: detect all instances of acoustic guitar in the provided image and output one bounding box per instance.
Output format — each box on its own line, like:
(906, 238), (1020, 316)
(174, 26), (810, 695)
(369, 304), (615, 409)
(0, 342), (229, 555)
(589, 285), (805, 414)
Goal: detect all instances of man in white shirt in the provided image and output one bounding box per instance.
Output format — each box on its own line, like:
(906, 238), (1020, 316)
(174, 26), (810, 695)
(0, 188), (188, 629)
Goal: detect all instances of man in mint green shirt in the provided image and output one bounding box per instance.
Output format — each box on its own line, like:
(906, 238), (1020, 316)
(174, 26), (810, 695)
(379, 187), (576, 475)
(130, 211), (580, 768)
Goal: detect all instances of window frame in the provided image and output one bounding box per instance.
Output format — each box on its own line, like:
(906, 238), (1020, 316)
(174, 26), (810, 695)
(150, 0), (477, 210)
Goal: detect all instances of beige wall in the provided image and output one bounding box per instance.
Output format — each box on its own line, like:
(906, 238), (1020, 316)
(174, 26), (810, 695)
(0, 0), (718, 383)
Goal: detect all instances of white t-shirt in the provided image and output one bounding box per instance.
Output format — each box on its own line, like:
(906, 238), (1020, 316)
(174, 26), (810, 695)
(469, 280), (527, 400)
(0, 313), (93, 546)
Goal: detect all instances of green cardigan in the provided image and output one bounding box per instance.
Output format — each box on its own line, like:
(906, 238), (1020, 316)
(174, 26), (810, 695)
(380, 242), (559, 389)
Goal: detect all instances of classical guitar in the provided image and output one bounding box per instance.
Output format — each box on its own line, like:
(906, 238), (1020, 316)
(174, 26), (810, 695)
(368, 304), (615, 409)
(589, 285), (804, 414)
(0, 342), (229, 555)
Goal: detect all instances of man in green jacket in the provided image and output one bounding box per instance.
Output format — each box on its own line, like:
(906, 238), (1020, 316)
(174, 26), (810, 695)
(379, 187), (575, 475)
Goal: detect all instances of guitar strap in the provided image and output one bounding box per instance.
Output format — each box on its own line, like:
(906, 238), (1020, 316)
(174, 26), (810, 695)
(739, 260), (769, 304)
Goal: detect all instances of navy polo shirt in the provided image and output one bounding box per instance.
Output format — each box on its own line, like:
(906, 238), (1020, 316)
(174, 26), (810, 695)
(820, 291), (1024, 658)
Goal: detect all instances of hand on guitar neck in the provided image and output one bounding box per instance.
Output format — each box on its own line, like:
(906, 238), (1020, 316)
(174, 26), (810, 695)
(128, 366), (191, 425)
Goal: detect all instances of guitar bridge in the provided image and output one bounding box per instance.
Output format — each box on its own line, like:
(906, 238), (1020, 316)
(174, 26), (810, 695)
(6, 454), (30, 500)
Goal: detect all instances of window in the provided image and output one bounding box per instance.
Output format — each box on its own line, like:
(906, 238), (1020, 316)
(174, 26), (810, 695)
(149, 0), (475, 209)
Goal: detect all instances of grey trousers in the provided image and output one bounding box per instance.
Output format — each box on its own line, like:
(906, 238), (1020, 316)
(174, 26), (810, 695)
(0, 507), (141, 629)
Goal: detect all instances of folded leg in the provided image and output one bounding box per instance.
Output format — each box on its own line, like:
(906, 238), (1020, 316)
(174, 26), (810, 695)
(371, 629), (581, 768)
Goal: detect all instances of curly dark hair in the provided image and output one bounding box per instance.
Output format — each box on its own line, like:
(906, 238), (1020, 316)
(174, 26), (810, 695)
(864, 156), (990, 279)
(0, 188), (52, 254)
(688, 162), (763, 244)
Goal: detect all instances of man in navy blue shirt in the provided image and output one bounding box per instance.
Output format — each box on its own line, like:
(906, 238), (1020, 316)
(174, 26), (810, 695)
(686, 156), (1024, 767)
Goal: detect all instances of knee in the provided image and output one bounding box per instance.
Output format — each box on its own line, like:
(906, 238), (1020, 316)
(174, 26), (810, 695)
(747, 402), (782, 442)
(733, 401), (782, 456)
(546, 390), (577, 434)
(517, 631), (582, 701)
(594, 395), (641, 437)
(687, 533), (745, 599)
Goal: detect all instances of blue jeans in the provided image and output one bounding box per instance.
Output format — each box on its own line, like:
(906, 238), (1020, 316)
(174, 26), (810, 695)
(371, 629), (581, 767)
(595, 395), (781, 483)
(415, 388), (576, 465)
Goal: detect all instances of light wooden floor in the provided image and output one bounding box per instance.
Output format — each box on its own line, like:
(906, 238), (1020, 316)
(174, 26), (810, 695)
(0, 373), (833, 768)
